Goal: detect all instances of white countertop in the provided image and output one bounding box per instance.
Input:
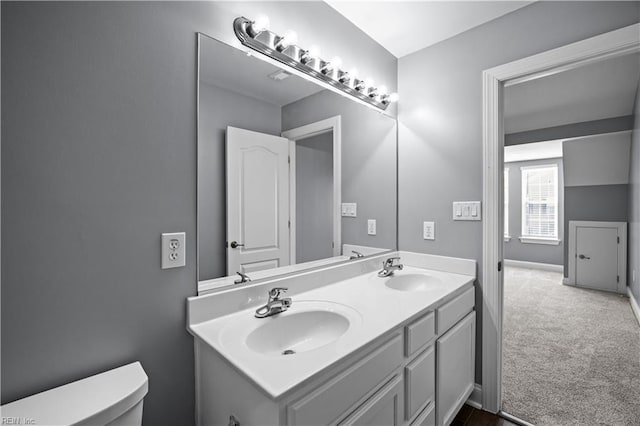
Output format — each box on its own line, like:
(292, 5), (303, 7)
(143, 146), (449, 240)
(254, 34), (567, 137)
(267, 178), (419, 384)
(188, 261), (475, 399)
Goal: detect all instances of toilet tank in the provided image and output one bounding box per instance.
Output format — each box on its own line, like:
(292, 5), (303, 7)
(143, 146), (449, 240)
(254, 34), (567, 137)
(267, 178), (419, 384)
(0, 362), (148, 426)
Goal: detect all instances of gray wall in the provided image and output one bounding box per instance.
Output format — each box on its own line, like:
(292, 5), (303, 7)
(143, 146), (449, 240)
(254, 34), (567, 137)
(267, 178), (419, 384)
(504, 158), (564, 265)
(397, 1), (640, 384)
(296, 133), (334, 263)
(563, 132), (631, 187)
(1, 2), (396, 424)
(282, 91), (398, 252)
(198, 82), (281, 281)
(630, 86), (640, 305)
(564, 185), (629, 276)
(562, 132), (632, 276)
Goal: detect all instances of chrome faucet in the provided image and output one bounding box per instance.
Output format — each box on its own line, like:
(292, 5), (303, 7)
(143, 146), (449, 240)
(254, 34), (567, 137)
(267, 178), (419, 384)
(350, 250), (365, 259)
(234, 271), (251, 285)
(255, 287), (292, 318)
(378, 257), (403, 277)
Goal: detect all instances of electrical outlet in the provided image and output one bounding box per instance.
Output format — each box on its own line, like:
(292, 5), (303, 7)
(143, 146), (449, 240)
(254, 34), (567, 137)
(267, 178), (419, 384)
(162, 232), (185, 269)
(368, 219), (376, 235)
(423, 221), (435, 240)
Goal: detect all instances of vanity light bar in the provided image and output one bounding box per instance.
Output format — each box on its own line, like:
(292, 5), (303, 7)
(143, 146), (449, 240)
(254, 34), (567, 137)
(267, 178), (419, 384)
(233, 16), (398, 110)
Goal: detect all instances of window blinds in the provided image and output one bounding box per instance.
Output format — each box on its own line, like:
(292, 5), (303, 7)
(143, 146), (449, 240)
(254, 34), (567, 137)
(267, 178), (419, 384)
(521, 165), (558, 238)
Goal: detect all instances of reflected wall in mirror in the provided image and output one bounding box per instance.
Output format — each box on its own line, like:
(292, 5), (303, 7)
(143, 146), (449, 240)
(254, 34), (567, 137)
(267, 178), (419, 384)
(197, 33), (397, 287)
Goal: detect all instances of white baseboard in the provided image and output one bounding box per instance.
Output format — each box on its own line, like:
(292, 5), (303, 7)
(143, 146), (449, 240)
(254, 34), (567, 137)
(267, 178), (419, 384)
(628, 287), (640, 327)
(466, 383), (482, 409)
(504, 259), (563, 273)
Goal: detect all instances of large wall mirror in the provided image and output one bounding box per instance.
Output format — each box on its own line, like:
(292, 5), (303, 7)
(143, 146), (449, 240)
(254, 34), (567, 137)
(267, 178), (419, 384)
(197, 33), (397, 292)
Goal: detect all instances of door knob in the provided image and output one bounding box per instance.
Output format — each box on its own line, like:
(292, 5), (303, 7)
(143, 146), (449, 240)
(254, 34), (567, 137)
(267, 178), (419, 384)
(578, 254), (590, 260)
(230, 241), (244, 249)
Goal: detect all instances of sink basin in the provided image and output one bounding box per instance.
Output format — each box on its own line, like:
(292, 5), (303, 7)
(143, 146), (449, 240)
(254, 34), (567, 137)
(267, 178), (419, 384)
(384, 273), (442, 291)
(219, 300), (362, 357)
(246, 310), (350, 356)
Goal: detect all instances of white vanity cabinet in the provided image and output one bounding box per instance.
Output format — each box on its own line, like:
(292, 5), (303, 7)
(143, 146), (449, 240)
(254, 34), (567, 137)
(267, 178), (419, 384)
(194, 285), (476, 426)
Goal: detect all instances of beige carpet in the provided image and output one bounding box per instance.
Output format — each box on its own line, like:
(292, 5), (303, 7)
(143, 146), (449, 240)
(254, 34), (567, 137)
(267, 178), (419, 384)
(502, 266), (640, 426)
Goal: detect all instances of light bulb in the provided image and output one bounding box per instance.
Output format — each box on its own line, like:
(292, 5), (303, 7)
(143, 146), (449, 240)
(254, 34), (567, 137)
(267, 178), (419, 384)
(378, 85), (388, 96)
(348, 68), (358, 79)
(388, 93), (399, 103)
(251, 15), (270, 34)
(278, 30), (298, 49)
(307, 45), (321, 58)
(329, 56), (343, 69)
(364, 78), (375, 89)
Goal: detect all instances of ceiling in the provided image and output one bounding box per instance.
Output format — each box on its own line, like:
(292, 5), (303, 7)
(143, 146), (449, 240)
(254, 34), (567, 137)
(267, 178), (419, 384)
(505, 139), (563, 163)
(325, 1), (533, 58)
(504, 52), (640, 134)
(199, 36), (322, 107)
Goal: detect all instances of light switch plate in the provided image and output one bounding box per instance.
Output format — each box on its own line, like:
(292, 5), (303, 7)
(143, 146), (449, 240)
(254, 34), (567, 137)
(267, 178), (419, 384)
(341, 203), (357, 217)
(368, 219), (376, 235)
(162, 232), (186, 269)
(453, 201), (481, 221)
(423, 221), (435, 240)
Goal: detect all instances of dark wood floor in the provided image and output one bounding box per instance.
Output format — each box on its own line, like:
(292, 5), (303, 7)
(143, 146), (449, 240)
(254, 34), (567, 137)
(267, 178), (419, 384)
(452, 405), (519, 426)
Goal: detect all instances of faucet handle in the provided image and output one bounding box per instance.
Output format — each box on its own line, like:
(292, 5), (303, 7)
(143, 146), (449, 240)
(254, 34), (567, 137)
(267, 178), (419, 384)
(384, 256), (401, 266)
(234, 271), (251, 284)
(269, 287), (288, 299)
(350, 250), (364, 259)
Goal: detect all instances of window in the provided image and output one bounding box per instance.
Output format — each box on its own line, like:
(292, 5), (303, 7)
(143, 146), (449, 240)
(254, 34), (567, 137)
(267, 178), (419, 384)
(521, 165), (558, 240)
(504, 168), (509, 238)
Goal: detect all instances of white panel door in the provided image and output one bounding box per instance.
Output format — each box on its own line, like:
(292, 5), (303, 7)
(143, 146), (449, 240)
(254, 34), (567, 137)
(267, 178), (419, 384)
(575, 226), (619, 292)
(226, 126), (290, 274)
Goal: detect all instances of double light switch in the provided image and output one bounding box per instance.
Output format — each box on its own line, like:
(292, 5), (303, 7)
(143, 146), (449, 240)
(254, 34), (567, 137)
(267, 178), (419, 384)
(341, 203), (357, 217)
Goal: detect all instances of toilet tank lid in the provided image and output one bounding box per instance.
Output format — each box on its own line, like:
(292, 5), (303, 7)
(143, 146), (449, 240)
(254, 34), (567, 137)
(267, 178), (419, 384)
(1, 361), (148, 426)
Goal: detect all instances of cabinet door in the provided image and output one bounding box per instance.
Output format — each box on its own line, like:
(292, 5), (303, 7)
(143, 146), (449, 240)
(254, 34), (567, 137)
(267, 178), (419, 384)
(405, 345), (435, 421)
(339, 375), (403, 426)
(436, 311), (475, 426)
(411, 403), (435, 426)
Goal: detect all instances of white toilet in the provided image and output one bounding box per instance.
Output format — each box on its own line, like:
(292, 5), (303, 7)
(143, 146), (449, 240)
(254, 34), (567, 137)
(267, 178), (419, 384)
(0, 361), (148, 426)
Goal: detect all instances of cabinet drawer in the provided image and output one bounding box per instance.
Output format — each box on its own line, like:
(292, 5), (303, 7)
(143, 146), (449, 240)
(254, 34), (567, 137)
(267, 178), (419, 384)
(437, 287), (474, 335)
(405, 345), (435, 421)
(405, 312), (435, 357)
(410, 402), (435, 426)
(287, 333), (403, 426)
(338, 375), (403, 426)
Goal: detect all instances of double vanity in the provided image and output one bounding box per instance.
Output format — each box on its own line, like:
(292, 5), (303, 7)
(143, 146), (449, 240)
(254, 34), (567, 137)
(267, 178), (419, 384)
(187, 251), (476, 426)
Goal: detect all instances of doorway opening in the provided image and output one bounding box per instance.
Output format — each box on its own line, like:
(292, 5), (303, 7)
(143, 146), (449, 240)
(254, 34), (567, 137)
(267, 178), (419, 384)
(282, 116), (342, 264)
(481, 23), (640, 422)
(501, 132), (637, 423)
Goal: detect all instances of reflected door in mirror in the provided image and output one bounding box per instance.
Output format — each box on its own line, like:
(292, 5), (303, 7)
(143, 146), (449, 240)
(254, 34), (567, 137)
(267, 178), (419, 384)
(226, 126), (290, 274)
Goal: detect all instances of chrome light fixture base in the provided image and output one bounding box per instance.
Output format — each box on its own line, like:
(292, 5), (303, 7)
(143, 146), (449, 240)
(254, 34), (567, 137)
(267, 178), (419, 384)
(233, 16), (393, 111)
